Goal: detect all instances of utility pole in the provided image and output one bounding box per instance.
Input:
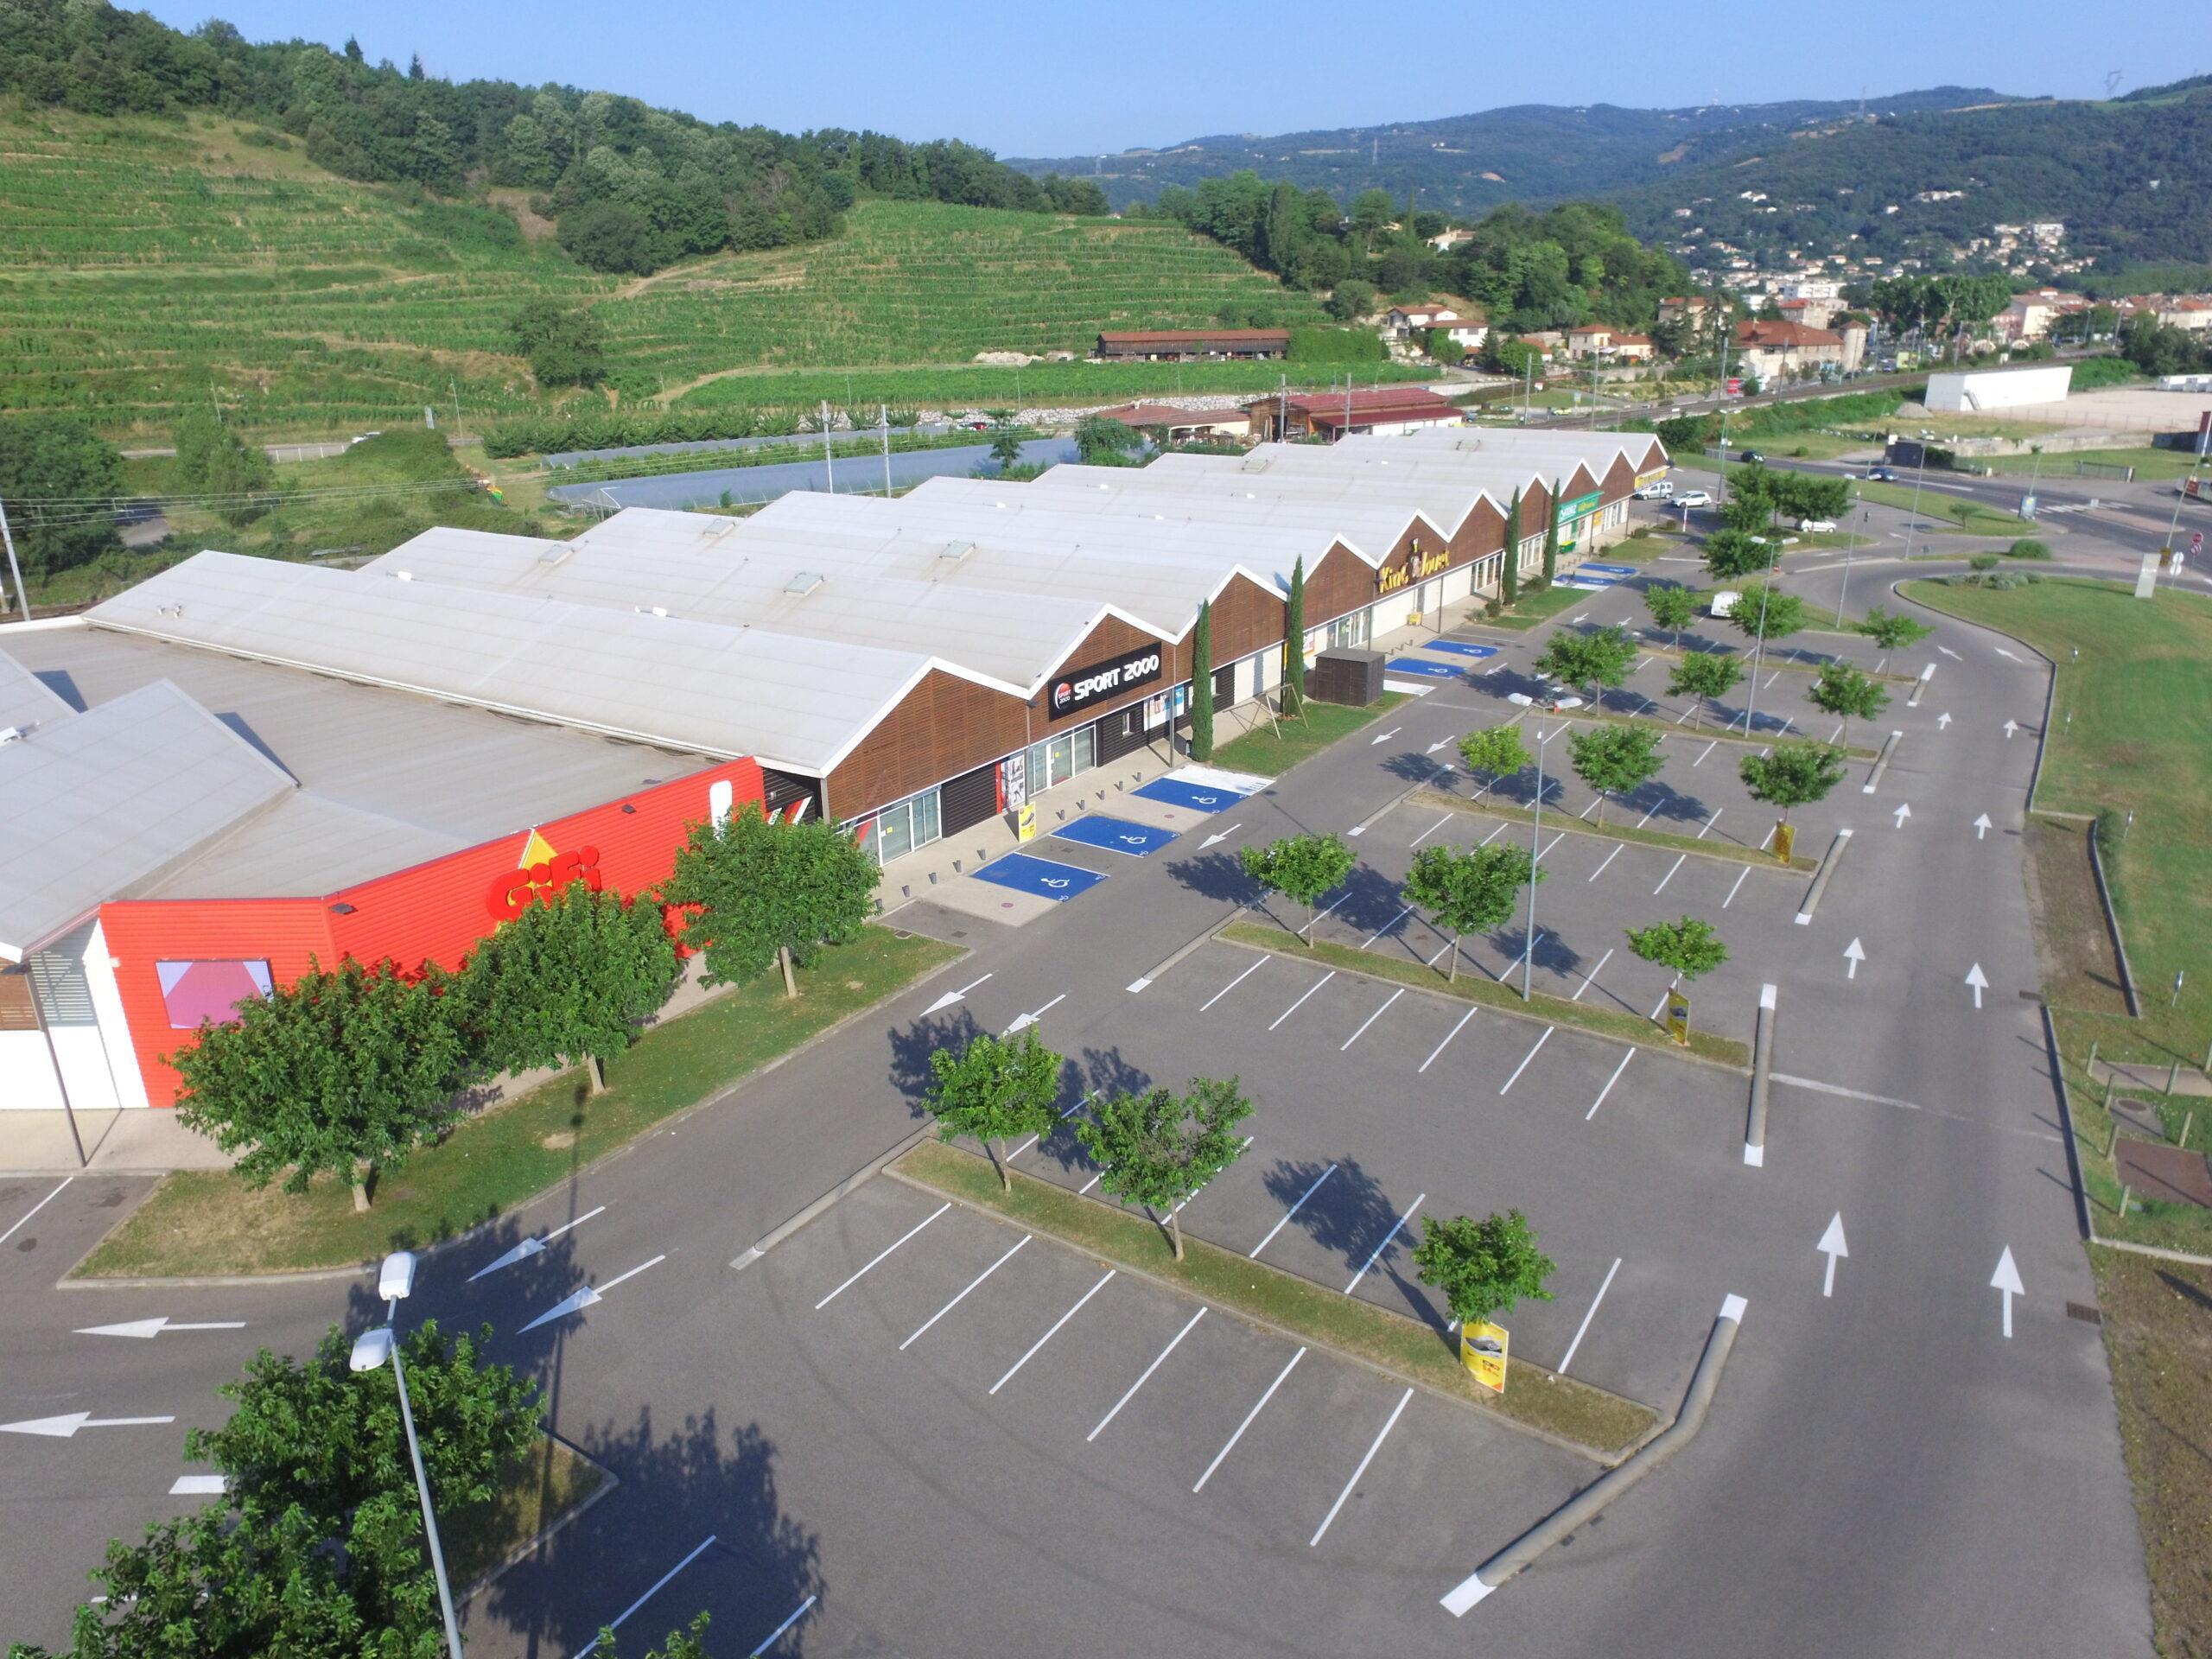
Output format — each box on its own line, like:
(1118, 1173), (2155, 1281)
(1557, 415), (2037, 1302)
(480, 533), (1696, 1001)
(449, 378), (462, 437)
(819, 399), (836, 493)
(1522, 724), (1546, 1001)
(0, 498), (29, 623)
(1741, 541), (1779, 735)
(1901, 446), (1929, 561)
(1715, 321), (1734, 506)
(880, 404), (893, 498)
(1835, 509), (1864, 626)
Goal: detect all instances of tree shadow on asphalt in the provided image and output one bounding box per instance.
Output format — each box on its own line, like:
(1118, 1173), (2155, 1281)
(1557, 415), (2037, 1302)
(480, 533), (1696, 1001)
(1628, 780), (1713, 827)
(1381, 751), (1454, 788)
(1027, 1046), (1150, 1178)
(1491, 923), (1584, 980)
(1324, 862), (1409, 937)
(478, 1408), (823, 1659)
(885, 1008), (984, 1120)
(1160, 849), (1261, 906)
(1258, 1155), (1402, 1281)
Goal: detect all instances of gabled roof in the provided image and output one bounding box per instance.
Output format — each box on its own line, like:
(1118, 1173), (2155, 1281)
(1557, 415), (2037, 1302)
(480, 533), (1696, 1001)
(0, 648), (73, 734)
(1025, 462), (1487, 551)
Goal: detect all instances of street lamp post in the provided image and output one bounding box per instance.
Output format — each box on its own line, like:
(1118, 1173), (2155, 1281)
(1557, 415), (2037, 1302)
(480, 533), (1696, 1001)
(1835, 508), (1866, 627)
(1740, 541), (1779, 736)
(351, 1252), (464, 1659)
(1522, 721), (1546, 1001)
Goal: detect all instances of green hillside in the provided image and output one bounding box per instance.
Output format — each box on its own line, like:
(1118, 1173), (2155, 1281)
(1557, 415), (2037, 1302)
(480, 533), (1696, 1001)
(0, 104), (1340, 440)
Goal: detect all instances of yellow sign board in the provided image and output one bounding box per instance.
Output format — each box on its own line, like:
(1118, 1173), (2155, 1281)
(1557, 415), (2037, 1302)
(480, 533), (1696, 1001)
(1667, 988), (1692, 1046)
(1016, 803), (1038, 842)
(1377, 543), (1452, 596)
(1771, 820), (1796, 863)
(1460, 1321), (1510, 1393)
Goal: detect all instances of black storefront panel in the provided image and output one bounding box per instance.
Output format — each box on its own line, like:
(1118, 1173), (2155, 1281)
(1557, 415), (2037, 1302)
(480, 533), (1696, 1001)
(1094, 704), (1150, 764)
(938, 759), (1001, 836)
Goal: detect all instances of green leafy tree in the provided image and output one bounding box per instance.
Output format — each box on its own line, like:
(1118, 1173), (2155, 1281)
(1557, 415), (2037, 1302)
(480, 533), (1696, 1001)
(1702, 528), (1777, 581)
(1732, 582), (1806, 645)
(1282, 555), (1306, 717)
(1189, 599), (1215, 761)
(1073, 414), (1144, 465)
(171, 405), (275, 526)
(1807, 661), (1891, 742)
(1853, 604), (1932, 649)
(922, 1028), (1062, 1192)
(1457, 722), (1531, 792)
(988, 417), (1026, 470)
(1668, 651), (1742, 728)
(1501, 488), (1522, 606)
(1412, 1210), (1556, 1327)
(1238, 833), (1356, 943)
(1740, 741), (1847, 832)
(1077, 1077), (1253, 1261)
(1534, 623), (1636, 707)
(22, 1322), (537, 1659)
(1402, 842), (1541, 982)
(174, 958), (474, 1211)
(507, 298), (607, 387)
(1718, 491), (1773, 536)
(1567, 723), (1663, 824)
(0, 413), (125, 581)
(592, 1615), (715, 1659)
(661, 802), (879, 999)
(1626, 915), (1729, 1040)
(1643, 582), (1698, 647)
(461, 881), (678, 1095)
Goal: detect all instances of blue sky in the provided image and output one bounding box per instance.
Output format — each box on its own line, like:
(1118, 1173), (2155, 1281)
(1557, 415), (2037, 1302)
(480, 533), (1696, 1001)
(146, 1), (2198, 157)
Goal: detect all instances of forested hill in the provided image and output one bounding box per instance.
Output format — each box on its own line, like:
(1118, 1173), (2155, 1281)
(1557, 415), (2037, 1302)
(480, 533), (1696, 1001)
(1008, 88), (2022, 213)
(0, 0), (1108, 275)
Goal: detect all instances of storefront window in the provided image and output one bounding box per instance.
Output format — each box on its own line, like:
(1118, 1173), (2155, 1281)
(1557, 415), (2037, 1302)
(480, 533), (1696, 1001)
(875, 800), (915, 865)
(1325, 611), (1370, 651)
(912, 787), (941, 849)
(1071, 725), (1096, 773)
(1047, 732), (1074, 785)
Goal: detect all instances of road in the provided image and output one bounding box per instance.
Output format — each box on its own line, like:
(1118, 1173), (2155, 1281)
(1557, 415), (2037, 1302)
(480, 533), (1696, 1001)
(0, 493), (2155, 1657)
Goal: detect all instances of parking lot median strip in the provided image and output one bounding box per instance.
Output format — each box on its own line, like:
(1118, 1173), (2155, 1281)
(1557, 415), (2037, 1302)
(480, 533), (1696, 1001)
(891, 1141), (1658, 1460)
(1527, 697), (1880, 759)
(1218, 923), (1751, 1071)
(1408, 787), (1817, 875)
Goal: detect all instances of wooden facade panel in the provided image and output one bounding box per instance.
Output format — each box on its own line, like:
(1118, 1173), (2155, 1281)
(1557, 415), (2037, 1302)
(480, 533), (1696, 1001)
(1207, 572), (1286, 664)
(826, 669), (1031, 822)
(1451, 498), (1506, 559)
(1301, 542), (1376, 626)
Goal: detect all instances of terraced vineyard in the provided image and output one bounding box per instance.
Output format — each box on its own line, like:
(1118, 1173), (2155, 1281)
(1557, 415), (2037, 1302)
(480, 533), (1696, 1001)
(0, 105), (1352, 440)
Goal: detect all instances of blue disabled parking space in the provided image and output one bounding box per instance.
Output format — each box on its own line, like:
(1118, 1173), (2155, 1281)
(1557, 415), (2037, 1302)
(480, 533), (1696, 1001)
(1133, 776), (1248, 814)
(1386, 657), (1465, 679)
(971, 852), (1108, 901)
(1579, 562), (1637, 578)
(1421, 640), (1497, 659)
(1051, 814), (1179, 856)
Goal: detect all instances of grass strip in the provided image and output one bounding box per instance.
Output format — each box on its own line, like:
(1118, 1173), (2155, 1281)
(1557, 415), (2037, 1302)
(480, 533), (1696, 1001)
(450, 1435), (606, 1588)
(1212, 693), (1408, 776)
(1409, 786), (1815, 879)
(1221, 919), (1751, 1070)
(74, 928), (962, 1278)
(1481, 583), (1586, 631)
(1518, 698), (1882, 760)
(893, 1140), (1656, 1459)
(1635, 639), (1919, 688)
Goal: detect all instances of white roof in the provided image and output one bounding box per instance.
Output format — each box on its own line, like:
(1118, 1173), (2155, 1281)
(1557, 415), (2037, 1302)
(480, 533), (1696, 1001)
(0, 648), (73, 734)
(0, 678), (294, 960)
(1033, 458), (1512, 540)
(1345, 427), (1669, 473)
(1217, 440), (1608, 500)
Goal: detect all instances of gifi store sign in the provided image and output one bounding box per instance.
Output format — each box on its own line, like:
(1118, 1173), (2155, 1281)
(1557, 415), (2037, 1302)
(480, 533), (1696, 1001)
(1377, 543), (1452, 595)
(485, 827), (603, 919)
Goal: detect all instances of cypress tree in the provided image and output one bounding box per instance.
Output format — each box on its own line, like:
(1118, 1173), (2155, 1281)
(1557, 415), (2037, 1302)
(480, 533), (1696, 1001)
(1189, 600), (1215, 760)
(1541, 476), (1561, 587)
(1283, 556), (1306, 718)
(1502, 488), (1522, 606)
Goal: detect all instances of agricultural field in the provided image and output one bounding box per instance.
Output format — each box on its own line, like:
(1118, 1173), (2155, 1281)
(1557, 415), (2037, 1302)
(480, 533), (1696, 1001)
(0, 103), (1358, 442)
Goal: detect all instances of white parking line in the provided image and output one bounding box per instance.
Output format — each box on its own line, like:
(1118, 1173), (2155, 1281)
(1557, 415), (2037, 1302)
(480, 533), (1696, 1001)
(1008, 1094), (1092, 1160)
(1410, 814), (1454, 849)
(1570, 947), (1613, 1001)
(0, 1179), (71, 1249)
(1478, 822), (1510, 847)
(1310, 893), (1351, 928)
(1425, 935), (1459, 968)
(816, 1203), (950, 1309)
(1539, 831), (1567, 860)
(1269, 971), (1338, 1030)
(748, 1595), (818, 1657)
(1309, 1388), (1414, 1548)
(1586, 844), (1623, 882)
(1344, 1195), (1426, 1294)
(989, 1270), (1116, 1395)
(1698, 807), (1724, 840)
(1363, 907), (1412, 948)
(1763, 669), (1782, 689)
(1340, 989), (1405, 1051)
(575, 1534), (719, 1657)
(1193, 1347), (1306, 1493)
(1653, 854), (1686, 894)
(1555, 1258), (1623, 1376)
(1421, 1007), (1478, 1071)
(1250, 1165), (1338, 1259)
(1694, 739), (1718, 766)
(1089, 1307), (1207, 1441)
(1499, 1028), (1554, 1094)
(1721, 866), (1751, 908)
(1202, 957), (1266, 1012)
(1079, 1172), (1103, 1194)
(899, 1236), (1031, 1351)
(1586, 1049), (1636, 1119)
(1173, 1136), (1253, 1215)
(1579, 797), (1601, 821)
(1633, 804), (1657, 829)
(1827, 721), (1845, 743)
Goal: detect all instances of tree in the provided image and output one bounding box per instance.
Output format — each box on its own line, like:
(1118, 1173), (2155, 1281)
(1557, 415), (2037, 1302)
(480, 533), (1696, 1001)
(1402, 842), (1541, 982)
(1412, 1211), (1556, 1327)
(1282, 555), (1306, 717)
(1702, 528), (1776, 581)
(1457, 722), (1531, 792)
(1643, 582), (1698, 647)
(461, 881), (677, 1095)
(1853, 604), (1932, 649)
(593, 1615), (715, 1659)
(23, 1321), (538, 1659)
(1073, 414), (1143, 465)
(507, 299), (606, 387)
(1324, 278), (1376, 322)
(988, 417), (1025, 470)
(1188, 599), (1214, 761)
(1717, 491), (1774, 536)
(1807, 660), (1891, 742)
(171, 405), (274, 526)
(922, 1028), (1062, 1192)
(174, 958), (474, 1211)
(1626, 916), (1728, 1040)
(1501, 488), (1522, 605)
(1732, 582), (1806, 645)
(1740, 741), (1847, 848)
(0, 413), (124, 581)
(1567, 723), (1663, 824)
(557, 199), (664, 274)
(1668, 651), (1742, 728)
(661, 802), (879, 998)
(1077, 1077), (1253, 1261)
(1534, 623), (1636, 708)
(1238, 833), (1356, 943)
(1540, 482), (1561, 586)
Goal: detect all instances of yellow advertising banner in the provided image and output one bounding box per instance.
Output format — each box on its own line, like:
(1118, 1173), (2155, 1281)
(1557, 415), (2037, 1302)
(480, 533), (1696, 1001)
(1016, 803), (1037, 842)
(1771, 820), (1796, 863)
(1667, 989), (1692, 1046)
(1460, 1321), (1509, 1393)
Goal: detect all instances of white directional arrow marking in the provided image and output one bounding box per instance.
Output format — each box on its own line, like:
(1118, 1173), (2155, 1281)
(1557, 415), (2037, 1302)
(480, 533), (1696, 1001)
(1965, 963), (1988, 1008)
(923, 973), (993, 1017)
(1937, 645), (1963, 660)
(1843, 938), (1866, 980)
(0, 1411), (175, 1439)
(467, 1205), (607, 1281)
(73, 1317), (246, 1339)
(1199, 822), (1244, 850)
(1426, 738), (1455, 754)
(1936, 711), (1953, 729)
(1891, 802), (1911, 829)
(1817, 1212), (1848, 1297)
(1369, 727), (1403, 747)
(1001, 992), (1065, 1038)
(2004, 719), (2018, 740)
(1991, 1246), (2023, 1338)
(519, 1255), (665, 1334)
(1973, 813), (1993, 841)
(1994, 646), (2023, 662)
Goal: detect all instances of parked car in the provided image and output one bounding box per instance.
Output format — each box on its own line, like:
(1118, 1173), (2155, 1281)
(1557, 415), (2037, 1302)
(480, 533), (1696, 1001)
(1709, 589), (1742, 618)
(1675, 488), (1713, 509)
(1798, 517), (1838, 533)
(1866, 466), (1898, 482)
(1633, 480), (1675, 501)
(1738, 449), (1767, 465)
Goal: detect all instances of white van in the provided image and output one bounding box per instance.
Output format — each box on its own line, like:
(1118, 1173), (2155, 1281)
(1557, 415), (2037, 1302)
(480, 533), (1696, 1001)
(1633, 479), (1675, 501)
(1709, 590), (1741, 619)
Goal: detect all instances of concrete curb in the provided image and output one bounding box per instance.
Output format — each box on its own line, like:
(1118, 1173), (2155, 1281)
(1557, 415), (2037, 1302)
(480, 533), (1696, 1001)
(731, 1123), (935, 1271)
(1410, 788), (1813, 880)
(457, 1434), (621, 1606)
(1792, 828), (1853, 925)
(1745, 985), (1777, 1167)
(1859, 728), (1903, 792)
(2084, 817), (2141, 1018)
(1440, 1294), (1748, 1615)
(2044, 1004), (2095, 1244)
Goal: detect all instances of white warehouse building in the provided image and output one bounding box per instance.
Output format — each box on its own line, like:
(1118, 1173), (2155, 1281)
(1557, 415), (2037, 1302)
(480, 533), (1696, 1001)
(1924, 364), (2074, 413)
